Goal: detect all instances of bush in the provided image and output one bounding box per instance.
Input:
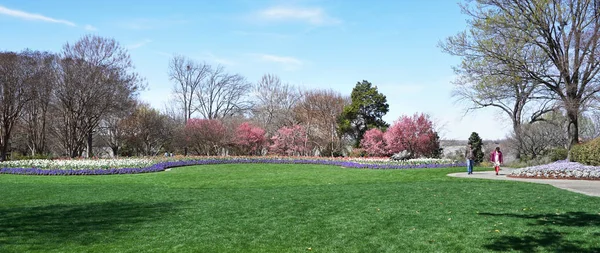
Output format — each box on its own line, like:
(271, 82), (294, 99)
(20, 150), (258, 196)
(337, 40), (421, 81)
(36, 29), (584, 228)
(479, 161), (493, 168)
(506, 156), (552, 168)
(348, 148), (367, 157)
(320, 144), (344, 157)
(571, 137), (600, 165)
(548, 148), (568, 162)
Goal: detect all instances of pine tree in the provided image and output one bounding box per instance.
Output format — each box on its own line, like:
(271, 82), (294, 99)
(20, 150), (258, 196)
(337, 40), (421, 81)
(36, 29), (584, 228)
(429, 132), (443, 158)
(468, 132), (484, 164)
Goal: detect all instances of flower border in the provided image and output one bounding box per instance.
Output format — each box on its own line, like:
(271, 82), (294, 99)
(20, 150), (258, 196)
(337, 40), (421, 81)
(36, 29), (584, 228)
(0, 158), (466, 176)
(509, 160), (600, 180)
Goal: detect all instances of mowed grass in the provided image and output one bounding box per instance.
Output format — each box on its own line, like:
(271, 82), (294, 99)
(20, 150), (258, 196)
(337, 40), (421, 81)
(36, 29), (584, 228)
(1, 164), (599, 253)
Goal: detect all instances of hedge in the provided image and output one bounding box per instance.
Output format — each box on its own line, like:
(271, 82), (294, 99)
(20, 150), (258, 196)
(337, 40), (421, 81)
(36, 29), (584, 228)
(571, 137), (600, 166)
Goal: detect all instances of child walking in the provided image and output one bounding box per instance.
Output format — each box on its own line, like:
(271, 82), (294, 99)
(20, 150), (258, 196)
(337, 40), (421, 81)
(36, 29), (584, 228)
(490, 147), (503, 175)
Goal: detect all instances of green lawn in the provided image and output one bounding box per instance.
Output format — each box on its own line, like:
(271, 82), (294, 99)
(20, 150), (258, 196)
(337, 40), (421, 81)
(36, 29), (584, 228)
(1, 164), (599, 252)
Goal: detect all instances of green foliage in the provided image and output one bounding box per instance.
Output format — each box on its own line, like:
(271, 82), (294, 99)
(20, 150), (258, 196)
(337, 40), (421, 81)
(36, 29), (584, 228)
(468, 132), (484, 164)
(571, 137), (600, 166)
(507, 156), (552, 169)
(548, 148), (568, 162)
(479, 161), (493, 168)
(338, 80), (389, 147)
(428, 132), (443, 158)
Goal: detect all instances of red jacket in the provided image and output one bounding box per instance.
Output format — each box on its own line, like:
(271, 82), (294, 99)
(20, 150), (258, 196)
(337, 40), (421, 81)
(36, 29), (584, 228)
(490, 151), (503, 163)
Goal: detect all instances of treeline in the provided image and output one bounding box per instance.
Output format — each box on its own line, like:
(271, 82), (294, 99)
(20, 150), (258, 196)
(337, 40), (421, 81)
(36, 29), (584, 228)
(1, 35), (143, 160)
(1, 35), (443, 160)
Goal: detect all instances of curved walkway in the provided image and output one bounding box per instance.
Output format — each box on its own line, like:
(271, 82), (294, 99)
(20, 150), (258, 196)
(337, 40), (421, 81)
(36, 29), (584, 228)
(448, 168), (600, 197)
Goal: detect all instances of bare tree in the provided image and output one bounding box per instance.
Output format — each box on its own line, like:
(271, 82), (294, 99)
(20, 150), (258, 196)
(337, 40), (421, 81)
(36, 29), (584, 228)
(444, 0), (600, 160)
(196, 65), (253, 119)
(441, 18), (558, 160)
(168, 55), (211, 121)
(294, 89), (348, 156)
(97, 100), (136, 157)
(54, 35), (143, 157)
(19, 50), (56, 156)
(450, 70), (557, 159)
(121, 103), (172, 156)
(0, 52), (36, 160)
(509, 119), (567, 160)
(252, 74), (301, 135)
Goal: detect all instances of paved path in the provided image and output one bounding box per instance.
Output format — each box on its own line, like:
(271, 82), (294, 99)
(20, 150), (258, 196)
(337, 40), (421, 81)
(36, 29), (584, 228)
(448, 168), (600, 197)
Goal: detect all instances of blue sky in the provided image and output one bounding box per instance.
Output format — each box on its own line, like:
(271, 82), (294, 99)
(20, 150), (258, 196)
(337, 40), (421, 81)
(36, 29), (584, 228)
(0, 0), (508, 140)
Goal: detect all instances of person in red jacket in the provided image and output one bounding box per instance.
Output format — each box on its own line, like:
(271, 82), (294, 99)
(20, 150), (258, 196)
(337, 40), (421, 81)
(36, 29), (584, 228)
(490, 146), (503, 175)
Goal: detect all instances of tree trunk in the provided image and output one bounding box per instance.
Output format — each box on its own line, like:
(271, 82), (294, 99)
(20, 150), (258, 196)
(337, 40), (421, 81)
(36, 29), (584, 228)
(566, 110), (579, 161)
(0, 135), (9, 162)
(87, 130), (93, 158)
(512, 121), (522, 160)
(111, 146), (119, 158)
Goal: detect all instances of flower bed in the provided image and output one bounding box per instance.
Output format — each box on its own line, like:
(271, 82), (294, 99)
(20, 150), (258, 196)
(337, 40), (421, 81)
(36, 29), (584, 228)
(0, 158), (154, 170)
(345, 157), (457, 165)
(0, 157), (465, 176)
(509, 160), (600, 180)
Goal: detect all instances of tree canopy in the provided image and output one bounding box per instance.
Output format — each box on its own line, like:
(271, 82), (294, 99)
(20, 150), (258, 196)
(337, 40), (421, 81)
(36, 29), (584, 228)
(442, 0), (600, 160)
(338, 80), (389, 147)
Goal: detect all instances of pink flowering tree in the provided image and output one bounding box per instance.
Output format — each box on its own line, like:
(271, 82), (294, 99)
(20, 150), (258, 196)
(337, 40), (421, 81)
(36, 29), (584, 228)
(269, 125), (308, 156)
(235, 122), (266, 155)
(184, 118), (226, 156)
(360, 128), (388, 156)
(384, 113), (437, 158)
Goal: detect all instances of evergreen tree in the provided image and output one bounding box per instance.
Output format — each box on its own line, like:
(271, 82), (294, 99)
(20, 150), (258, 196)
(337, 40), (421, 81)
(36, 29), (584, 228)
(468, 132), (484, 164)
(338, 80), (389, 147)
(428, 132), (443, 159)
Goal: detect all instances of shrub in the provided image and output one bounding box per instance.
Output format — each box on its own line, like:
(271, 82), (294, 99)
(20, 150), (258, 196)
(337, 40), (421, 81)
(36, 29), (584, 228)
(548, 148), (568, 162)
(384, 113), (438, 158)
(269, 125), (308, 156)
(184, 119), (227, 156)
(360, 128), (387, 156)
(506, 156), (552, 168)
(348, 148), (367, 157)
(235, 122), (266, 156)
(320, 144), (344, 157)
(571, 137), (600, 166)
(479, 161), (493, 168)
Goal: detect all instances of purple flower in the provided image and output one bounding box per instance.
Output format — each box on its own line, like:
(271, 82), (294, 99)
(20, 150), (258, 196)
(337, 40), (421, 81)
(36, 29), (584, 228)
(0, 158), (464, 176)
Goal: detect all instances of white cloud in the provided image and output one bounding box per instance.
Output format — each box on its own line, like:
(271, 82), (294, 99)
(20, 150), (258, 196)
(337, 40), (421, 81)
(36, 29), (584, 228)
(127, 39), (152, 50)
(0, 5), (76, 26)
(257, 6), (341, 25)
(252, 53), (303, 71)
(120, 18), (187, 30)
(84, 24), (97, 31)
(256, 53), (302, 65)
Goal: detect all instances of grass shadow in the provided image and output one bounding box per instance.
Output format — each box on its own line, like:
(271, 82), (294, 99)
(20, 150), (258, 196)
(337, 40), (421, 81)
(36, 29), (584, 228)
(0, 201), (180, 249)
(479, 211), (600, 227)
(480, 212), (600, 252)
(483, 229), (600, 252)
